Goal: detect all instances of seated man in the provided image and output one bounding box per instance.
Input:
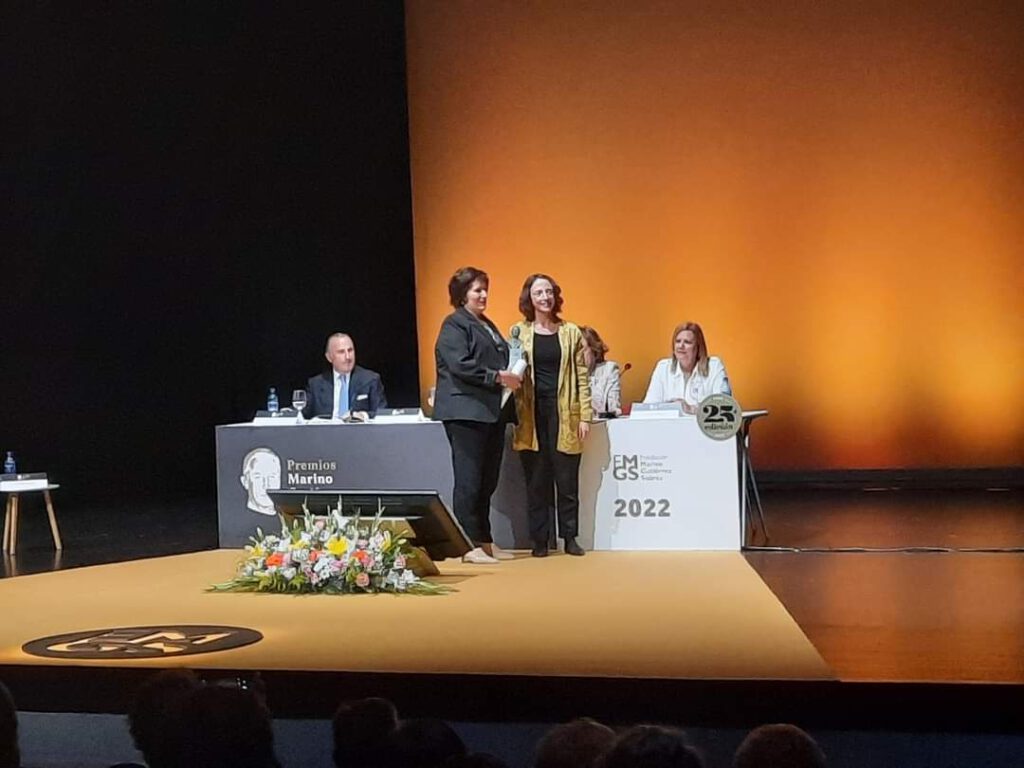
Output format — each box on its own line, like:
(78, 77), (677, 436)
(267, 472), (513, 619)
(306, 332), (387, 419)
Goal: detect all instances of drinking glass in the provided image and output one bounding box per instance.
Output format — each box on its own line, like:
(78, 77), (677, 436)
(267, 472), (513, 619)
(292, 389), (308, 423)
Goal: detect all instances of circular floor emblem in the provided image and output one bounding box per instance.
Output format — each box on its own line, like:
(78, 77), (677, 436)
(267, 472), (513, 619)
(22, 625), (263, 659)
(697, 394), (743, 440)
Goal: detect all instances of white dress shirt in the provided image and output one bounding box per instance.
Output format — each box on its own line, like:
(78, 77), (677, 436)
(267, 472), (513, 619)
(643, 356), (731, 407)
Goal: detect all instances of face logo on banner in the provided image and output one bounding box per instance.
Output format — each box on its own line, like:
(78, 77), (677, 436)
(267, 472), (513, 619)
(22, 625), (263, 659)
(612, 455), (640, 481)
(239, 447), (281, 516)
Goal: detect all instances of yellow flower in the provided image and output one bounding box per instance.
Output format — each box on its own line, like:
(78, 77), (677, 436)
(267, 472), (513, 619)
(326, 538), (348, 556)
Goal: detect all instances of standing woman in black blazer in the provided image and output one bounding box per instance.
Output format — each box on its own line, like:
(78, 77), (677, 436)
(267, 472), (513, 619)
(434, 267), (523, 564)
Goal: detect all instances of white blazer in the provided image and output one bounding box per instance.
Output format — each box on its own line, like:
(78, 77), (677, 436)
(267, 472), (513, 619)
(589, 360), (622, 416)
(643, 356), (731, 406)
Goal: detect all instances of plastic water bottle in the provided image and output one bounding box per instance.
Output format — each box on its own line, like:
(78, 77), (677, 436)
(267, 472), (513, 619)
(3, 452), (15, 474)
(267, 388), (279, 413)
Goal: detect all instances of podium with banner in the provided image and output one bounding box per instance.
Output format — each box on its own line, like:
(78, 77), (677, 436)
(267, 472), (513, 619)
(577, 417), (740, 551)
(215, 413), (743, 551)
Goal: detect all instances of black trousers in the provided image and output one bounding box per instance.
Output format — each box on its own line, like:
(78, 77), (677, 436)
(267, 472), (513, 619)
(519, 395), (581, 544)
(443, 419), (506, 545)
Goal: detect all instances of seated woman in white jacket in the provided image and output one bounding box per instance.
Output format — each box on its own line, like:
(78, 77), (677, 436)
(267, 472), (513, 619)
(643, 321), (731, 414)
(581, 325), (621, 417)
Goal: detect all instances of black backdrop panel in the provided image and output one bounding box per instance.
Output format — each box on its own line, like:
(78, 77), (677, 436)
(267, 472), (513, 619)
(1, 2), (418, 502)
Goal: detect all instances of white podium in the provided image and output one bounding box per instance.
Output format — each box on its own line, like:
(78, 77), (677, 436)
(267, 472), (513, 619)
(578, 417), (740, 551)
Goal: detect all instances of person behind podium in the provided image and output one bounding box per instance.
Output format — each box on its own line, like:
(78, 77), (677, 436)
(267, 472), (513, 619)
(433, 267), (522, 565)
(643, 321), (731, 414)
(581, 325), (622, 417)
(305, 332), (387, 420)
(512, 274), (593, 558)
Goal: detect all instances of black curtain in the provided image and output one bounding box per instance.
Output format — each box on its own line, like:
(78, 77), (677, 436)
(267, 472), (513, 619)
(1, 2), (418, 503)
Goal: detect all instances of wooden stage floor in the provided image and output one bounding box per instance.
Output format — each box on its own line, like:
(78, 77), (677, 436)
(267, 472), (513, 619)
(0, 549), (831, 681)
(1, 488), (1022, 729)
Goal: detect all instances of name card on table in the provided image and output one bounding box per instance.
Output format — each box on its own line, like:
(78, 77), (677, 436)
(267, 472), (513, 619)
(628, 402), (685, 420)
(252, 410), (301, 426)
(372, 408), (426, 424)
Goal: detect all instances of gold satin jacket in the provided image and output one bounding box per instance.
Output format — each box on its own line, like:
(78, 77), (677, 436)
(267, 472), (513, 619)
(511, 321), (593, 454)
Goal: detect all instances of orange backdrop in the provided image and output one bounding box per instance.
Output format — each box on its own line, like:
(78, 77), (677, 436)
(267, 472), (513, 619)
(405, 0), (1023, 469)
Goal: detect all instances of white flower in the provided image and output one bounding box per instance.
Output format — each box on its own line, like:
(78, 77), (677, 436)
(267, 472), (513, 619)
(281, 567), (297, 581)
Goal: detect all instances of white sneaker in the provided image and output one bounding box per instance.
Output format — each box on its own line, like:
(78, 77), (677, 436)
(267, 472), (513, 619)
(489, 543), (515, 561)
(462, 547), (499, 564)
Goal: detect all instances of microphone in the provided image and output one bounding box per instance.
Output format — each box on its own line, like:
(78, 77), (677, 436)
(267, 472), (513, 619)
(622, 362), (632, 374)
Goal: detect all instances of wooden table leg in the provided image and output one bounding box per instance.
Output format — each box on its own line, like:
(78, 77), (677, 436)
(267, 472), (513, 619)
(44, 489), (63, 550)
(9, 495), (18, 556)
(2, 496), (11, 554)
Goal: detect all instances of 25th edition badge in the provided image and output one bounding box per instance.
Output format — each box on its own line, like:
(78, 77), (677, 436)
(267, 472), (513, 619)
(697, 393), (742, 440)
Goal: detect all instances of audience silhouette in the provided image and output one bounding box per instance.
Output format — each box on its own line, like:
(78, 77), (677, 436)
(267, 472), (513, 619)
(0, 672), (840, 768)
(332, 696), (398, 768)
(535, 716), (616, 768)
(602, 724), (705, 768)
(0, 682), (18, 768)
(733, 723), (827, 768)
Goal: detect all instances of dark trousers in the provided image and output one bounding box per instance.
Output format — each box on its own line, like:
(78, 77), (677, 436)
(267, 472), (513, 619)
(520, 395), (581, 544)
(443, 419), (506, 545)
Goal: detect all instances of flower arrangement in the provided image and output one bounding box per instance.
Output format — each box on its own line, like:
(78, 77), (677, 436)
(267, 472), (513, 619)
(211, 501), (449, 595)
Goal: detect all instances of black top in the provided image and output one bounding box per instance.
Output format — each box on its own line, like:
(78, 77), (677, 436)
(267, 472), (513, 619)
(533, 332), (561, 399)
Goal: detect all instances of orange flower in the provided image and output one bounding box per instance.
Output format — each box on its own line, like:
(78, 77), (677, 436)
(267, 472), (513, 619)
(354, 550), (370, 565)
(308, 550), (320, 562)
(265, 553), (284, 567)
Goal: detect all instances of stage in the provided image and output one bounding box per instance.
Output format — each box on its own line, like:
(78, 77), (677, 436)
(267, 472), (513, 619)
(1, 487), (1022, 732)
(0, 549), (830, 680)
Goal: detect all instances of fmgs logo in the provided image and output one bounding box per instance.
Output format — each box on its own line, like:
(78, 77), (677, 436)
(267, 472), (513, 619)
(612, 455), (640, 481)
(22, 625), (263, 659)
(240, 447), (281, 516)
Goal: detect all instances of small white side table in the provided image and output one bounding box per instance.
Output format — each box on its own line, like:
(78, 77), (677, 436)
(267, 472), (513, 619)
(2, 484), (62, 555)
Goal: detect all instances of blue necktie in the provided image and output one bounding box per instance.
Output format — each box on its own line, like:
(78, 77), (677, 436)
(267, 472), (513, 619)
(337, 374), (349, 417)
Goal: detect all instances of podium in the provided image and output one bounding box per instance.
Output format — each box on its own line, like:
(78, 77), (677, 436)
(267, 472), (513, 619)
(215, 415), (750, 552)
(578, 418), (740, 551)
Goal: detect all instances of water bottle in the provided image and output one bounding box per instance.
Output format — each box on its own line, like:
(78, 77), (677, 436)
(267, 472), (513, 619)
(3, 452), (15, 474)
(267, 388), (279, 413)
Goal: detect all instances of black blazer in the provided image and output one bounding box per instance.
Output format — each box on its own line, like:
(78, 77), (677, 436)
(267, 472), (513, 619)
(433, 307), (513, 423)
(305, 366), (387, 418)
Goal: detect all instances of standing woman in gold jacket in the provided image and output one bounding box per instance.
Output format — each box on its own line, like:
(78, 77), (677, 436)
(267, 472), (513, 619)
(512, 274), (593, 557)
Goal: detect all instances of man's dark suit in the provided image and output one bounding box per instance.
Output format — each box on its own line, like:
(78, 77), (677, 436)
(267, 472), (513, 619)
(304, 366), (387, 418)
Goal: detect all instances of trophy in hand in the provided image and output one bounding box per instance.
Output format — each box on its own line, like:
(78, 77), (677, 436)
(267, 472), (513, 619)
(508, 326), (525, 373)
(502, 326), (528, 405)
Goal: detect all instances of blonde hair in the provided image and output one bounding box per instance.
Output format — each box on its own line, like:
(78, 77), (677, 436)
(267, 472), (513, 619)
(670, 322), (709, 377)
